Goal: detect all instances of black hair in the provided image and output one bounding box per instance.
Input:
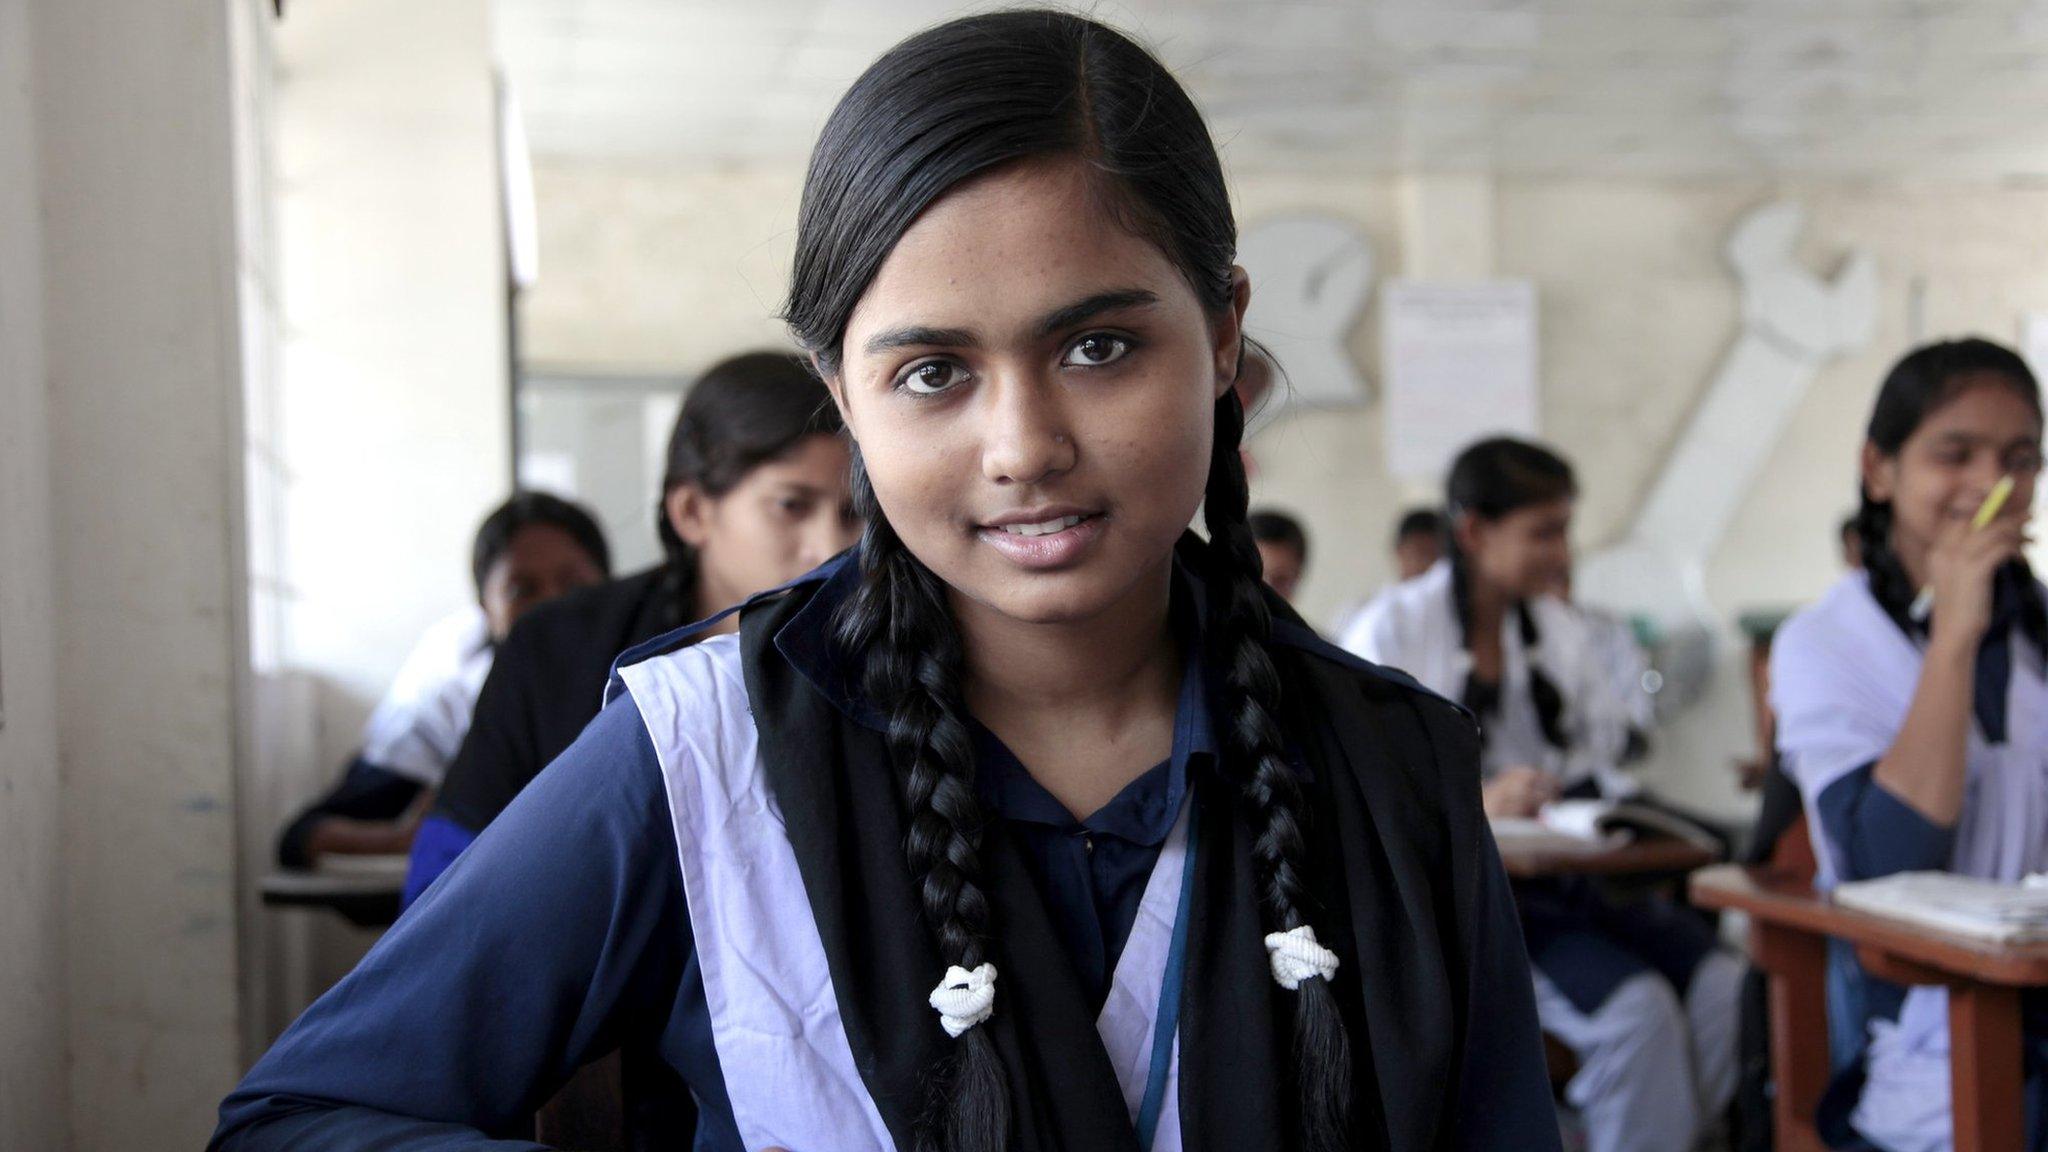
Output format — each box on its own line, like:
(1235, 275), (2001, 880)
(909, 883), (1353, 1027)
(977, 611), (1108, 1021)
(1249, 508), (1310, 564)
(1855, 338), (2047, 643)
(1444, 437), (1577, 750)
(470, 491), (610, 598)
(1394, 506), (1446, 545)
(654, 351), (843, 621)
(785, 11), (1350, 1151)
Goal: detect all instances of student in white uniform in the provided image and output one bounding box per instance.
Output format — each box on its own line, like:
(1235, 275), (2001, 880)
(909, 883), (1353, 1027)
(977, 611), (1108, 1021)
(1342, 436), (1742, 1152)
(1772, 338), (2048, 1152)
(274, 492), (609, 869)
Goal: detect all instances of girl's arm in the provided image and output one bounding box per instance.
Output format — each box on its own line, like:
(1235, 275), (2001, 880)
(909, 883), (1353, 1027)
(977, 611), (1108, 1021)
(211, 695), (691, 1151)
(1872, 511), (2019, 824)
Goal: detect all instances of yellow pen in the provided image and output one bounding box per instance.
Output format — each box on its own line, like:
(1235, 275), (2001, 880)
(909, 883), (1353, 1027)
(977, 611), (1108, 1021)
(1909, 474), (2016, 622)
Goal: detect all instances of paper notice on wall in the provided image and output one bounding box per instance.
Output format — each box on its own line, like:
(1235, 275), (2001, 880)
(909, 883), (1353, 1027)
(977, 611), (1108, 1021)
(1382, 280), (1540, 481)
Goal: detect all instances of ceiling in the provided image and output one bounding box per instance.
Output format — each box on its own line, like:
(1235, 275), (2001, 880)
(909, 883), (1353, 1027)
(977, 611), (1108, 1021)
(495, 0), (2048, 180)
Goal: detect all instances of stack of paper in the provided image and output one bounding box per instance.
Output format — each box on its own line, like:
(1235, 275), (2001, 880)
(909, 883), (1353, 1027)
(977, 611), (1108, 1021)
(1832, 872), (2048, 942)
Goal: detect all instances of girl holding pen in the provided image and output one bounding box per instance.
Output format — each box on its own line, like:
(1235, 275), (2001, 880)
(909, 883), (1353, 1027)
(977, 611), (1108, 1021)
(1772, 337), (2048, 1151)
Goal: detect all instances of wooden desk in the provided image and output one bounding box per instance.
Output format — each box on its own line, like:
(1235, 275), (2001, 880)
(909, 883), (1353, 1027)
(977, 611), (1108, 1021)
(1691, 864), (2048, 1152)
(260, 854), (409, 928)
(1496, 833), (1718, 881)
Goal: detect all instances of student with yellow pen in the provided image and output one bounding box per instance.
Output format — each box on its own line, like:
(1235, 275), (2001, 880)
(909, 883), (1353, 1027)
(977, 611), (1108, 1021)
(1771, 338), (2048, 1151)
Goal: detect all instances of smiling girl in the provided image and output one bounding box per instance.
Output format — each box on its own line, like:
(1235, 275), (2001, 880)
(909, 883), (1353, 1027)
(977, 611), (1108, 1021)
(210, 12), (1555, 1151)
(1772, 338), (2048, 1151)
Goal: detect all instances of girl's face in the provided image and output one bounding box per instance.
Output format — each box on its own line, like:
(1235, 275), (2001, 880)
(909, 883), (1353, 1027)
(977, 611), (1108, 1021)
(826, 158), (1245, 627)
(666, 433), (860, 614)
(1456, 497), (1574, 602)
(479, 524), (607, 641)
(1864, 377), (2043, 567)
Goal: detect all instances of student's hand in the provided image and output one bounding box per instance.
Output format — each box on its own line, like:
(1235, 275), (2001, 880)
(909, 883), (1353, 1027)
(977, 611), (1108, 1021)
(1482, 766), (1557, 819)
(1926, 507), (2028, 650)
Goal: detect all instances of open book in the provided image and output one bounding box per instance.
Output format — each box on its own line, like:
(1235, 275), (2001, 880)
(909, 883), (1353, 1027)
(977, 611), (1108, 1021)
(1489, 798), (1725, 855)
(1832, 871), (2048, 943)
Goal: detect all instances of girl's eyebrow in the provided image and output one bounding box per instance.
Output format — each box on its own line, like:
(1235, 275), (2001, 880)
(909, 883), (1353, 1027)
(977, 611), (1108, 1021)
(859, 288), (1161, 356)
(864, 324), (977, 355)
(1033, 288), (1159, 338)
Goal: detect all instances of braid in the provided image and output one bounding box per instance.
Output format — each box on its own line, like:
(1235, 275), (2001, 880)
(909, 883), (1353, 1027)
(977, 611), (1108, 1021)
(1856, 488), (1920, 636)
(1201, 388), (1355, 1152)
(833, 450), (1011, 1152)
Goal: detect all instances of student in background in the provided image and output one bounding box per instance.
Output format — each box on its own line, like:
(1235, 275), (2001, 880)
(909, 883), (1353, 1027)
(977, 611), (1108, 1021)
(275, 493), (608, 869)
(1330, 505), (1449, 637)
(213, 13), (1557, 1150)
(1342, 436), (1740, 1152)
(1247, 507), (1308, 603)
(406, 350), (857, 904)
(1394, 506), (1447, 581)
(1771, 338), (2048, 1151)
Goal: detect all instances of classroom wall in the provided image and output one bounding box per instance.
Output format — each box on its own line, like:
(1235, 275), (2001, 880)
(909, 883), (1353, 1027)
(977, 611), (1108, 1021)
(0, 0), (69, 1146)
(273, 0), (511, 767)
(518, 160), (2048, 818)
(21, 0), (259, 1145)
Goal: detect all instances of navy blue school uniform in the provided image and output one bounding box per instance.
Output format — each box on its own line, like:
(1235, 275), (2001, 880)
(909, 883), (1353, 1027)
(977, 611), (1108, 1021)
(214, 540), (1559, 1151)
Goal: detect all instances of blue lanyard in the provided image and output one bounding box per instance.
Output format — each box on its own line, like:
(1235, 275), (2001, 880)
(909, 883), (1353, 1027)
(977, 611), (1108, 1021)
(1133, 791), (1200, 1150)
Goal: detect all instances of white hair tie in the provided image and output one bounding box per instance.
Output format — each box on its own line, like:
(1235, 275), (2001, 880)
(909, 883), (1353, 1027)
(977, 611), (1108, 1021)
(1264, 925), (1339, 990)
(928, 962), (998, 1038)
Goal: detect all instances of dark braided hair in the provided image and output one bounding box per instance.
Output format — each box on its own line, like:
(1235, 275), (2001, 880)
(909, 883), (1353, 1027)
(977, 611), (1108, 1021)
(787, 10), (1352, 1150)
(1445, 437), (1578, 749)
(653, 351), (841, 627)
(1856, 338), (2048, 648)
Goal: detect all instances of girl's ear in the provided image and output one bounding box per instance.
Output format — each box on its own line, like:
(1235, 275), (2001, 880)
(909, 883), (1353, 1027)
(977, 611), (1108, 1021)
(1213, 267), (1252, 400)
(1860, 441), (1896, 504)
(1451, 509), (1485, 558)
(665, 484), (714, 548)
(811, 352), (853, 425)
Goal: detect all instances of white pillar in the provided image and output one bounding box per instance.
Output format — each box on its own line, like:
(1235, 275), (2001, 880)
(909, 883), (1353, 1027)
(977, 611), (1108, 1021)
(29, 0), (257, 1144)
(0, 0), (69, 1145)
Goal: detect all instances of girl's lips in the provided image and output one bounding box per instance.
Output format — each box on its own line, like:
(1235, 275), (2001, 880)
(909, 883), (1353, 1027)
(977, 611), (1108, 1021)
(975, 513), (1105, 570)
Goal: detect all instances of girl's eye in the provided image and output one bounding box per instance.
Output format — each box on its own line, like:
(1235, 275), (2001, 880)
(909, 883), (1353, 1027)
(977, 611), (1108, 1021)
(1063, 333), (1130, 368)
(898, 360), (968, 396)
(2008, 447), (2045, 475)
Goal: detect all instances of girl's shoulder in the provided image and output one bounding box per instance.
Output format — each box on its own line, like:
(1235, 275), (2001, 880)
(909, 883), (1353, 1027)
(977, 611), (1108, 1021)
(1271, 614), (1474, 738)
(1773, 571), (1903, 670)
(608, 631), (756, 773)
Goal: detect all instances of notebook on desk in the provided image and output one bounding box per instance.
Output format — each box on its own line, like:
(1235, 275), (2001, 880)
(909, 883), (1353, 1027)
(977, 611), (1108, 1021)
(1489, 798), (1725, 854)
(1832, 871), (2048, 942)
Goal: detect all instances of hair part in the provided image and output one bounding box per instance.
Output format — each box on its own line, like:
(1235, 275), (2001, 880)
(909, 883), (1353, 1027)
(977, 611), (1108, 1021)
(797, 10), (1351, 1150)
(470, 491), (610, 597)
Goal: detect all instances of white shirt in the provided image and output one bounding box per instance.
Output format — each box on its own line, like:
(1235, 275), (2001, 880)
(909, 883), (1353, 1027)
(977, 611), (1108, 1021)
(358, 606), (494, 787)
